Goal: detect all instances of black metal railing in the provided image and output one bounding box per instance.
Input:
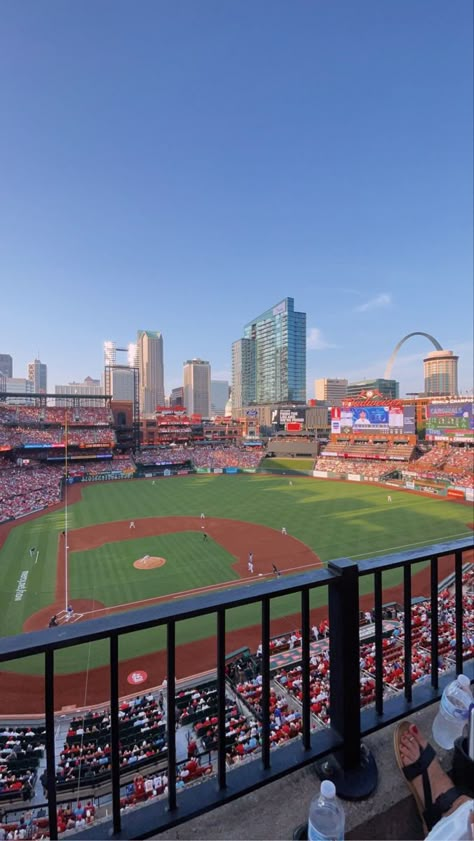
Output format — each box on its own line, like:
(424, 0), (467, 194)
(0, 536), (472, 840)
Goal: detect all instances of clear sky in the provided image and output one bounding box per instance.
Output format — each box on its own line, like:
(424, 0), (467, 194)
(1, 0), (472, 397)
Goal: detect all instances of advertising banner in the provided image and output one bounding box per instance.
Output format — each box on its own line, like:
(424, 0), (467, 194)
(313, 470), (328, 478)
(273, 407), (306, 426)
(347, 473), (361, 481)
(447, 488), (465, 500)
(466, 488), (474, 503)
(224, 467), (238, 474)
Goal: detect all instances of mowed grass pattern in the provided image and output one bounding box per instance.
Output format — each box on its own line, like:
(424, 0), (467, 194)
(0, 475), (471, 674)
(69, 532), (239, 606)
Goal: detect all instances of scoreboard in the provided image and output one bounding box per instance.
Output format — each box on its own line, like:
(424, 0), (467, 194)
(426, 402), (474, 442)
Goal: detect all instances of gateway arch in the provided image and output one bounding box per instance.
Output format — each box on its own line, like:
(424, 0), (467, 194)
(384, 332), (442, 380)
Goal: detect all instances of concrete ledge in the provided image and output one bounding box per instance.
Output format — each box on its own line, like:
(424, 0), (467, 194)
(154, 706), (451, 840)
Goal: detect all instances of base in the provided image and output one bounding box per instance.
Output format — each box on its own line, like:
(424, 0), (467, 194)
(314, 742), (378, 800)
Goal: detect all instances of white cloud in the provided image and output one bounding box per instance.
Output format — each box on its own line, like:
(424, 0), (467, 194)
(354, 293), (392, 313)
(307, 327), (337, 351)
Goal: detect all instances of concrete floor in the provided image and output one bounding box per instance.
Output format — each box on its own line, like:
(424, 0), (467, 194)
(153, 706), (454, 840)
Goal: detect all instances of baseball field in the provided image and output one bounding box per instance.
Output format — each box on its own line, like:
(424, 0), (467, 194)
(0, 473), (471, 696)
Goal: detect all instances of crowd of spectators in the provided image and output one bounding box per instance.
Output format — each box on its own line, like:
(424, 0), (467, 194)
(135, 445), (263, 469)
(66, 455), (135, 479)
(0, 725), (44, 805)
(134, 447), (191, 465)
(57, 694), (167, 789)
(0, 465), (63, 522)
(0, 405), (112, 425)
(189, 446), (262, 469)
(405, 445), (474, 488)
(0, 801), (96, 838)
(314, 456), (400, 478)
(0, 426), (115, 448)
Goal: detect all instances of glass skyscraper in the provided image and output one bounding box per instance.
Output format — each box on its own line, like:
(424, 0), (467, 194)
(232, 297), (306, 414)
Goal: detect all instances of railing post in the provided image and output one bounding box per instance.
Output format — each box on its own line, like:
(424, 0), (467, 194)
(216, 608), (227, 790)
(315, 559), (377, 799)
(110, 634), (121, 835)
(45, 650), (58, 840)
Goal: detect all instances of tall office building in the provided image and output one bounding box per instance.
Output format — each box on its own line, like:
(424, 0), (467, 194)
(103, 340), (137, 402)
(170, 387), (184, 407)
(4, 378), (35, 404)
(347, 378), (399, 399)
(232, 339), (256, 418)
(424, 350), (458, 396)
(211, 380), (229, 416)
(315, 378), (348, 406)
(55, 377), (103, 407)
(232, 297), (306, 416)
(27, 358), (47, 393)
(137, 330), (165, 415)
(183, 359), (211, 416)
(0, 354), (13, 378)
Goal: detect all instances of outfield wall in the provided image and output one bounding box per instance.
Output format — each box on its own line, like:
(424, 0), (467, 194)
(311, 469), (471, 499)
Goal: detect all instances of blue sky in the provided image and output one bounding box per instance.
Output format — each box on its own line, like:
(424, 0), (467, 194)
(1, 0), (472, 397)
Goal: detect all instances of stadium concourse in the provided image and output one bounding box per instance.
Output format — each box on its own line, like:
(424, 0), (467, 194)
(0, 569), (473, 839)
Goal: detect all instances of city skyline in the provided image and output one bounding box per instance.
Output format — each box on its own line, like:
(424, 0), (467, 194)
(1, 2), (472, 396)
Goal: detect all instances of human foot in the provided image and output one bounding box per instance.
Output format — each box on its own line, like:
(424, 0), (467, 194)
(394, 721), (468, 834)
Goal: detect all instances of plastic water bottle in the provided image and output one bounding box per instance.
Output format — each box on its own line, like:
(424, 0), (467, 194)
(308, 780), (345, 841)
(432, 674), (473, 749)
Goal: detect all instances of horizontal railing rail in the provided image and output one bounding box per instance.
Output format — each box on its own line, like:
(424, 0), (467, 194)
(0, 536), (472, 840)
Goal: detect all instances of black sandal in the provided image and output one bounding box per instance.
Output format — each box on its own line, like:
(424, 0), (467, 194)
(394, 721), (462, 833)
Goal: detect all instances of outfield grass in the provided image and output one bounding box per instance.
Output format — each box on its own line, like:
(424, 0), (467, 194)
(0, 474), (471, 675)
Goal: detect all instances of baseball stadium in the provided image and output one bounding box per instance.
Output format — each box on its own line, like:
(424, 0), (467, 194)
(0, 397), (472, 838)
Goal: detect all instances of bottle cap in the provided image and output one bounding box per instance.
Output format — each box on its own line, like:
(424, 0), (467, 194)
(320, 780), (336, 798)
(457, 674), (471, 690)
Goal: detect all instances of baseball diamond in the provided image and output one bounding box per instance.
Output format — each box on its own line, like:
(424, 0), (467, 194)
(0, 473), (472, 713)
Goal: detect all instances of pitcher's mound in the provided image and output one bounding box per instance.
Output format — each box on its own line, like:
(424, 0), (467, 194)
(134, 556), (166, 570)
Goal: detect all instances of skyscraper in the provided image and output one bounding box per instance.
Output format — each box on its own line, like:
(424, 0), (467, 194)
(137, 331), (165, 415)
(315, 378), (348, 406)
(27, 359), (47, 393)
(232, 297), (306, 415)
(183, 359), (211, 416)
(424, 350), (458, 396)
(211, 380), (229, 416)
(103, 340), (137, 402)
(232, 339), (256, 417)
(0, 354), (13, 378)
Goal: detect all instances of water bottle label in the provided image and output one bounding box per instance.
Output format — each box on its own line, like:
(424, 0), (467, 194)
(442, 693), (470, 721)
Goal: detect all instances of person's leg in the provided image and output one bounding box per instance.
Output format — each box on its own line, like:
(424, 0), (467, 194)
(395, 721), (470, 835)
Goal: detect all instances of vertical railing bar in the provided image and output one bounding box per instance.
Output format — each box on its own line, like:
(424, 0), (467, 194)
(374, 571), (383, 715)
(301, 587), (311, 749)
(403, 565), (412, 702)
(217, 608), (227, 790)
(454, 550), (464, 676)
(261, 596), (271, 770)
(45, 649), (58, 840)
(167, 620), (177, 812)
(110, 634), (121, 834)
(430, 556), (439, 690)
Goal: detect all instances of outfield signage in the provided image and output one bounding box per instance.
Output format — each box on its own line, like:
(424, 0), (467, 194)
(272, 408), (306, 426)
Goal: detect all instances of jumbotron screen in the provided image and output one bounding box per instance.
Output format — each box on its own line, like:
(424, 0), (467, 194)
(426, 402), (474, 442)
(331, 405), (415, 435)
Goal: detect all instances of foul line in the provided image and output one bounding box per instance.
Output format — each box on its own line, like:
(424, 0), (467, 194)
(346, 531), (473, 560)
(79, 559), (325, 617)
